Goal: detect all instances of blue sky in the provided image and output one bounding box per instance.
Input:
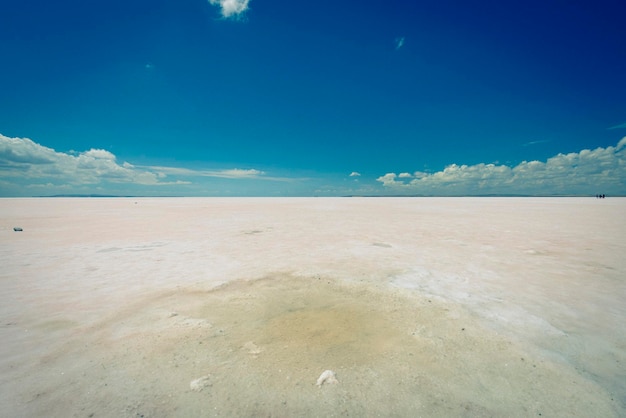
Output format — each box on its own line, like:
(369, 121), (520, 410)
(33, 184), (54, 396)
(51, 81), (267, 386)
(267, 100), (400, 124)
(1, 0), (625, 196)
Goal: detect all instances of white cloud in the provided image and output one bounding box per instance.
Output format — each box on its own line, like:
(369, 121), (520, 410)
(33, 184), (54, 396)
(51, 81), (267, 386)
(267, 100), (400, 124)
(395, 37), (405, 50)
(377, 173), (399, 187)
(0, 135), (57, 164)
(0, 134), (163, 186)
(523, 139), (550, 147)
(0, 134), (272, 196)
(608, 122), (626, 130)
(398, 172), (412, 178)
(377, 138), (626, 196)
(145, 166), (265, 179)
(209, 0), (250, 19)
(349, 172), (361, 177)
(217, 168), (264, 178)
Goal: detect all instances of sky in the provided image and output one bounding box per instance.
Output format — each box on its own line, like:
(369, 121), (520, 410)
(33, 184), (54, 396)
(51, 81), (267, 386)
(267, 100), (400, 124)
(1, 0), (625, 196)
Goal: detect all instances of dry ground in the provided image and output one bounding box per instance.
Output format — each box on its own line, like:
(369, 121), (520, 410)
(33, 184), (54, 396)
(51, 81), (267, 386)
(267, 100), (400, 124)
(1, 197), (624, 417)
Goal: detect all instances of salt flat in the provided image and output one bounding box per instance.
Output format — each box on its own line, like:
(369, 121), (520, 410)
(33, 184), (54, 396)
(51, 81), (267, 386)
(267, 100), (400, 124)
(1, 197), (624, 417)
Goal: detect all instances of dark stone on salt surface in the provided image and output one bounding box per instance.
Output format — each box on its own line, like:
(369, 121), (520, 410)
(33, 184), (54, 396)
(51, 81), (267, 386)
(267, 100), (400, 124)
(13, 227), (23, 232)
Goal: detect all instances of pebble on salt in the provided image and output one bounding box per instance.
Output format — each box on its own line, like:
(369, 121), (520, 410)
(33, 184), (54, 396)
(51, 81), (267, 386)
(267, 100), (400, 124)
(190, 375), (212, 392)
(316, 370), (338, 387)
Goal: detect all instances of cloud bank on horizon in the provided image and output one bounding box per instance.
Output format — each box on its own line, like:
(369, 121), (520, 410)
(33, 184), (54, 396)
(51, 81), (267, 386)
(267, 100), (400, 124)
(377, 137), (626, 196)
(0, 134), (274, 196)
(1, 133), (625, 197)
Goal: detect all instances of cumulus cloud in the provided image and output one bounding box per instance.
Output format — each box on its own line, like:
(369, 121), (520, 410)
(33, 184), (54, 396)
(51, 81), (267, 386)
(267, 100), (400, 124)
(349, 172), (361, 177)
(377, 138), (626, 196)
(377, 173), (399, 187)
(0, 134), (272, 196)
(209, 0), (250, 19)
(0, 134), (164, 187)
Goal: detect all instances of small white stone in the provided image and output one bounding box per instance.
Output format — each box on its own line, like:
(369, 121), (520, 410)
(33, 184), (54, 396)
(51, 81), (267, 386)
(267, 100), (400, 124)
(190, 375), (212, 392)
(316, 370), (338, 387)
(242, 341), (262, 355)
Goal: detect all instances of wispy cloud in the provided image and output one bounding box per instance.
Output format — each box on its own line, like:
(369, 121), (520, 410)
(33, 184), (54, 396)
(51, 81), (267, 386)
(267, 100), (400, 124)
(349, 172), (361, 177)
(146, 165), (266, 179)
(394, 36), (405, 50)
(377, 138), (626, 195)
(208, 0), (250, 19)
(0, 134), (277, 196)
(522, 139), (550, 147)
(608, 122), (626, 130)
